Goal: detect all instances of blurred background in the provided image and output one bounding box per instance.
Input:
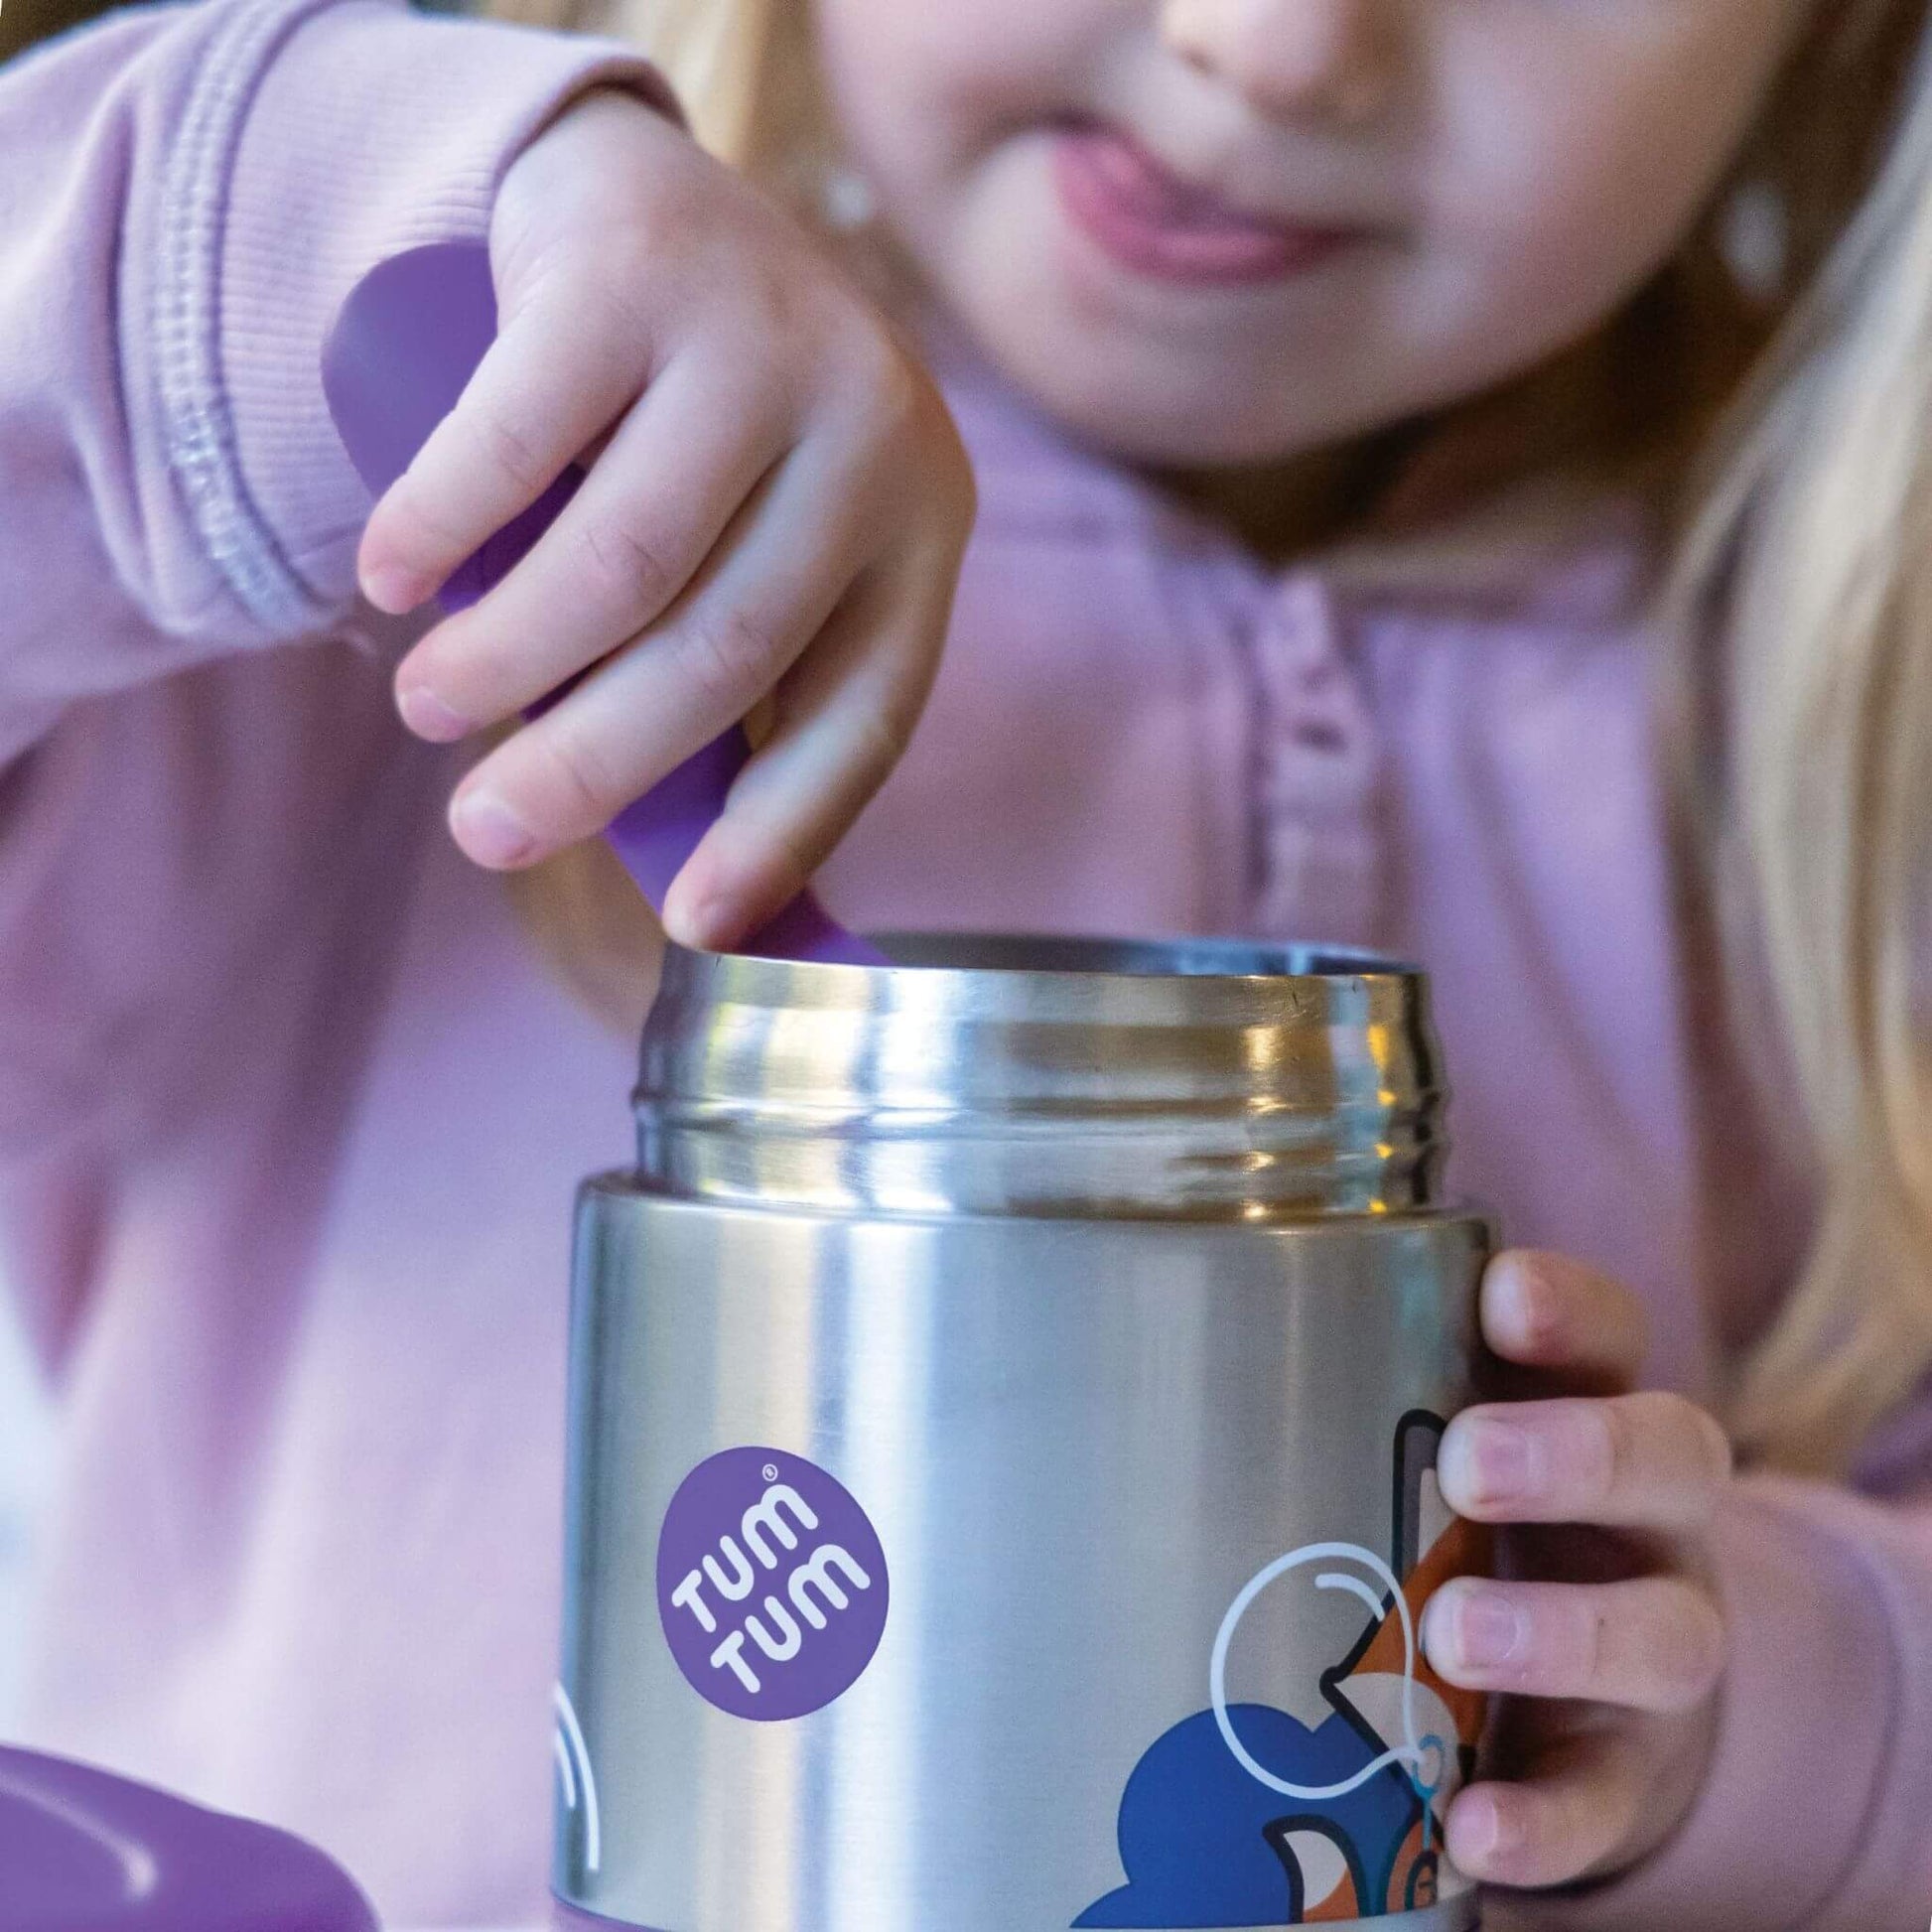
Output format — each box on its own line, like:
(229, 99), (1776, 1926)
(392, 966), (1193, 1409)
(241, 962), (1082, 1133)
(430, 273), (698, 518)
(1, 0), (462, 59)
(0, 0), (95, 62)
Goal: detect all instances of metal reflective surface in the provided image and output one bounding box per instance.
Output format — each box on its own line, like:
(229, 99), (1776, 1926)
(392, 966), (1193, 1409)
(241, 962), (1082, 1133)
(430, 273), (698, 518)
(556, 937), (1489, 1932)
(636, 935), (1448, 1220)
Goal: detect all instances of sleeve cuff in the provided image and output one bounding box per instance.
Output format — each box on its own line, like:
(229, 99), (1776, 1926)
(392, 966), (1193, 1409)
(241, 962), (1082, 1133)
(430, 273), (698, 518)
(161, 0), (675, 632)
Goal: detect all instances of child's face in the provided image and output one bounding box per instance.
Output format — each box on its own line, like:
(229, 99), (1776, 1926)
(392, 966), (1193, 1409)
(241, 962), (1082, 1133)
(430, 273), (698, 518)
(813, 0), (1816, 465)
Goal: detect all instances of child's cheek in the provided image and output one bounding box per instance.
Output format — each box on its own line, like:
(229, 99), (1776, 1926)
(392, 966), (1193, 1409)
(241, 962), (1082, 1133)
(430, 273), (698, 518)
(1424, 6), (1803, 344)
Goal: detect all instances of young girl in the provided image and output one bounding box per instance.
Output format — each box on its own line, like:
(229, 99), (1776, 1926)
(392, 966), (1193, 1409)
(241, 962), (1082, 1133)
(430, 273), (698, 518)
(2, 0), (1929, 1923)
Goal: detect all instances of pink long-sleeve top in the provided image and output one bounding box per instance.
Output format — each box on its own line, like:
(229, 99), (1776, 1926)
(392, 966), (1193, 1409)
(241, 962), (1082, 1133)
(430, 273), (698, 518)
(0, 0), (1926, 1924)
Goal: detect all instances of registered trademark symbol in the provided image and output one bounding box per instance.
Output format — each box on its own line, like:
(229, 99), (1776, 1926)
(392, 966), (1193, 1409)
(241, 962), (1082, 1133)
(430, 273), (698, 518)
(762, 1463), (779, 1483)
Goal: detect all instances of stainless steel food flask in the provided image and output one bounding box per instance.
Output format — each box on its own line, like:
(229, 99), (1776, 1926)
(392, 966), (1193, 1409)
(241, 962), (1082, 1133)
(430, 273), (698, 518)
(553, 935), (1491, 1932)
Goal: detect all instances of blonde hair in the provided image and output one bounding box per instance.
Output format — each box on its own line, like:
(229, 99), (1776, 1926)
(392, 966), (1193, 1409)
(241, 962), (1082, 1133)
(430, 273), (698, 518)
(494, 0), (1932, 1470)
(1677, 2), (1932, 1469)
(493, 0), (813, 175)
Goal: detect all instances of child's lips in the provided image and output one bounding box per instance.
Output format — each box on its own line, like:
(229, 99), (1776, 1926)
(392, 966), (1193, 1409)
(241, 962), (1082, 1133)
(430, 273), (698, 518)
(1051, 125), (1359, 287)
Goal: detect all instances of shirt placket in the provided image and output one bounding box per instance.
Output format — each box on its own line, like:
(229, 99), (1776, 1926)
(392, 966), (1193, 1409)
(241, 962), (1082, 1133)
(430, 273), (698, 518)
(1243, 572), (1391, 953)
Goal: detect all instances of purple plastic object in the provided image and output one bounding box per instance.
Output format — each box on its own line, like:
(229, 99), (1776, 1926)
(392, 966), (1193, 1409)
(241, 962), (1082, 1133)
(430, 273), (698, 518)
(551, 1900), (641, 1931)
(550, 1900), (635, 1931)
(321, 241), (880, 967)
(0, 1743), (377, 1932)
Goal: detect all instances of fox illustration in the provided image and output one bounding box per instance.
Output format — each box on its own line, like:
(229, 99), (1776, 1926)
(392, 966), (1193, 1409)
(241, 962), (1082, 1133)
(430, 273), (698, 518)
(1077, 1413), (1490, 1929)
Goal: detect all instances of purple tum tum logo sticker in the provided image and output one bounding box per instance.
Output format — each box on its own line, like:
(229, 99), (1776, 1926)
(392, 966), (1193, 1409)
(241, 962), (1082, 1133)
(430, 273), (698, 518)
(656, 1447), (890, 1721)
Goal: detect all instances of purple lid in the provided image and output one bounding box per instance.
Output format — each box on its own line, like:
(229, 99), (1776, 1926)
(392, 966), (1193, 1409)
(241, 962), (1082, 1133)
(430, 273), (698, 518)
(0, 1743), (377, 1932)
(550, 1896), (650, 1931)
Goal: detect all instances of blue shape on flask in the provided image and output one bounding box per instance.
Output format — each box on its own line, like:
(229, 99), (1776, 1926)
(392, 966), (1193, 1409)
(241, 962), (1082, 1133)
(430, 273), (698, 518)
(1075, 1704), (1418, 1928)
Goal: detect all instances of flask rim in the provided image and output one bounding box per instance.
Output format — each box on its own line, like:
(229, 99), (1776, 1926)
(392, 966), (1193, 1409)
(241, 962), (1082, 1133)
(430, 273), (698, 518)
(634, 933), (1449, 1222)
(656, 932), (1424, 1026)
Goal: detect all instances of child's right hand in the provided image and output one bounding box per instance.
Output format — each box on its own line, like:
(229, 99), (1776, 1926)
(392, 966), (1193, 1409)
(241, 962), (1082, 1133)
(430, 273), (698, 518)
(356, 89), (975, 949)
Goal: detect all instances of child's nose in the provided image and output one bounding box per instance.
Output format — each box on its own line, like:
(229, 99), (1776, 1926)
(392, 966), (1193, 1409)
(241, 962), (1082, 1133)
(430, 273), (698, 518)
(1159, 0), (1392, 128)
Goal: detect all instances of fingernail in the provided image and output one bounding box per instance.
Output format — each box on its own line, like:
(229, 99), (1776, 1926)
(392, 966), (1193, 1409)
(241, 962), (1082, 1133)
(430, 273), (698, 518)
(450, 790), (535, 867)
(1460, 1790), (1528, 1868)
(1488, 1254), (1544, 1343)
(680, 895), (737, 952)
(1456, 1791), (1501, 1862)
(1490, 1795), (1529, 1861)
(1449, 1587), (1524, 1670)
(361, 562), (427, 614)
(1454, 1418), (1538, 1507)
(396, 684), (472, 743)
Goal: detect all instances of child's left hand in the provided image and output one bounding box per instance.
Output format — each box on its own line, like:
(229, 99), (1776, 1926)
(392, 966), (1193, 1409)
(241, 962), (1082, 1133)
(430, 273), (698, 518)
(1422, 1250), (1732, 1893)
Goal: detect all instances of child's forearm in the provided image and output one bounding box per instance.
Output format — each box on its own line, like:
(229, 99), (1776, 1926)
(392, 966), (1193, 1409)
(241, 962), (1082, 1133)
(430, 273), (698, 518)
(1513, 1476), (1932, 1932)
(0, 0), (672, 1186)
(0, 0), (671, 768)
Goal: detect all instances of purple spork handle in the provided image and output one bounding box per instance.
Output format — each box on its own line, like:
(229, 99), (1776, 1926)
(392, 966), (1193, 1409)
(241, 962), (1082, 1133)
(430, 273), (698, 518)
(320, 240), (881, 968)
